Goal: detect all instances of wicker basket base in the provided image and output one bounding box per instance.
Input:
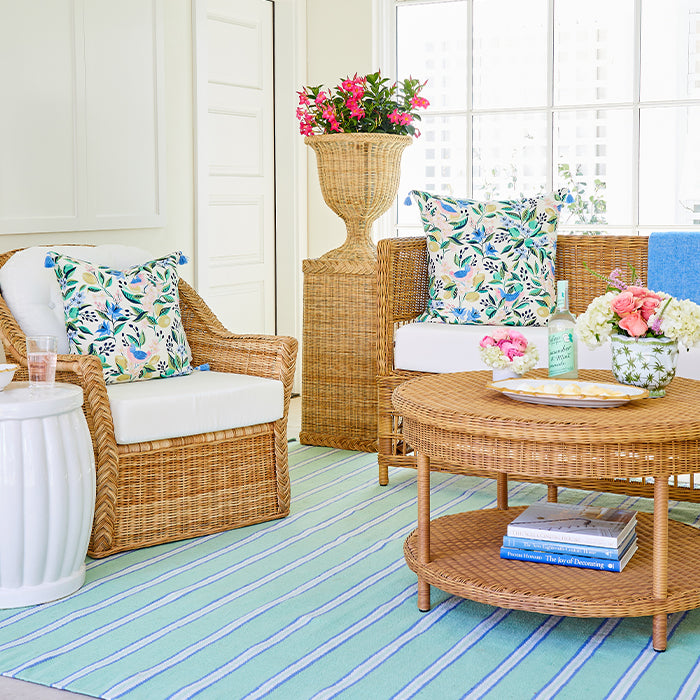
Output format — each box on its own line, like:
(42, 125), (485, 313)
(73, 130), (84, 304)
(301, 258), (379, 453)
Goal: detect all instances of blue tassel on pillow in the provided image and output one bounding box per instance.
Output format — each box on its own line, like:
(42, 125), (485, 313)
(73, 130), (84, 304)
(44, 254), (56, 268)
(403, 194), (413, 206)
(178, 253), (188, 265)
(194, 363), (210, 371)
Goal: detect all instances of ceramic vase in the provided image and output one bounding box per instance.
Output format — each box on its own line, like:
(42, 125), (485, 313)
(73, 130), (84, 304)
(492, 367), (520, 382)
(610, 333), (679, 397)
(304, 133), (412, 261)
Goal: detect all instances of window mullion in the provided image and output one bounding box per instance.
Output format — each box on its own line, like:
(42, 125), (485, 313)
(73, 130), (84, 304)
(632, 0), (642, 235)
(467, 0), (474, 196)
(547, 0), (555, 194)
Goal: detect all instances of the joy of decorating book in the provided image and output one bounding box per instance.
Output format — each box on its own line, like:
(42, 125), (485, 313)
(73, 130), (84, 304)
(500, 541), (638, 572)
(501, 529), (637, 561)
(506, 502), (637, 548)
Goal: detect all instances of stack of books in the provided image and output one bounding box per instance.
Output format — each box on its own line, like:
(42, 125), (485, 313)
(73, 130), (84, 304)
(500, 502), (638, 572)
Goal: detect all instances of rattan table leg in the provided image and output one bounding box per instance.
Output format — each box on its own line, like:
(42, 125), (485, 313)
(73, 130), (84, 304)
(417, 451), (431, 612)
(378, 439), (390, 486)
(652, 476), (669, 652)
(547, 484), (558, 502)
(496, 472), (508, 509)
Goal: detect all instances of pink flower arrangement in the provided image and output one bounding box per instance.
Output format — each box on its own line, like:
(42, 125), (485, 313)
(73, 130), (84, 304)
(609, 284), (664, 337)
(479, 329), (539, 374)
(296, 71), (429, 138)
(576, 264), (700, 349)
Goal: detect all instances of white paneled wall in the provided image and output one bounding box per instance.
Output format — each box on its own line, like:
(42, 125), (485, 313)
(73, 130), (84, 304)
(0, 0), (165, 235)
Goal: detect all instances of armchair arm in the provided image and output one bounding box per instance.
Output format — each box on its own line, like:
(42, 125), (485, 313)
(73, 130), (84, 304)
(376, 236), (429, 376)
(178, 280), (298, 400)
(0, 291), (120, 553)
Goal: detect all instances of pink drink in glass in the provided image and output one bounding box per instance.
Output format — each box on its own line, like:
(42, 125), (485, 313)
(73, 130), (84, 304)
(26, 336), (58, 388)
(28, 352), (57, 386)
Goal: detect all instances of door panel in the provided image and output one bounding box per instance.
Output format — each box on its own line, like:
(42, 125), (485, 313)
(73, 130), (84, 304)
(194, 0), (275, 334)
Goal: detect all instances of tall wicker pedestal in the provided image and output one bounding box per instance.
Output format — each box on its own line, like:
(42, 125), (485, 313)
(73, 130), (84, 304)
(300, 257), (378, 452)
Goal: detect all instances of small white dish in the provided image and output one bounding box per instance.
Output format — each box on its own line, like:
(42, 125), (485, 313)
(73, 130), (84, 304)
(0, 363), (19, 391)
(488, 377), (649, 408)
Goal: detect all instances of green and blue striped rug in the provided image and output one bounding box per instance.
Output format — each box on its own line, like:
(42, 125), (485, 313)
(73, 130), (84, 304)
(1, 443), (700, 699)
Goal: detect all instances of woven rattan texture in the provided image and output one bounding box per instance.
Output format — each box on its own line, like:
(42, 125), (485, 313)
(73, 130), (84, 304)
(375, 234), (700, 500)
(394, 369), (700, 480)
(404, 508), (700, 618)
(304, 134), (411, 261)
(0, 247), (298, 558)
(300, 258), (378, 452)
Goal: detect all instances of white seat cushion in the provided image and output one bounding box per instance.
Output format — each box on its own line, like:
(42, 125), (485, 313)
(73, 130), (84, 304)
(394, 322), (609, 374)
(107, 370), (284, 444)
(0, 245), (153, 354)
(394, 322), (700, 379)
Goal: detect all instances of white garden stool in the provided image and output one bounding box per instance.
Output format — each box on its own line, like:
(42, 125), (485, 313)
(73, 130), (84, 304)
(0, 382), (95, 607)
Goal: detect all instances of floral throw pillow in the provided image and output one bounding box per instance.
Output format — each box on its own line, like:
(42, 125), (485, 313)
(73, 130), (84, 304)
(410, 189), (567, 326)
(45, 251), (193, 384)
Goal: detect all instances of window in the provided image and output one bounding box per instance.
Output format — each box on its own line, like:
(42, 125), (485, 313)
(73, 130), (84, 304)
(388, 0), (700, 237)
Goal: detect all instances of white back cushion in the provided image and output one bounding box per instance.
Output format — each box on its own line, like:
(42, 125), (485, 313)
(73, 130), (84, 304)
(0, 245), (152, 353)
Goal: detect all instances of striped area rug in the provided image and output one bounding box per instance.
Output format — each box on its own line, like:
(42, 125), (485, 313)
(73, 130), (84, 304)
(1, 443), (700, 699)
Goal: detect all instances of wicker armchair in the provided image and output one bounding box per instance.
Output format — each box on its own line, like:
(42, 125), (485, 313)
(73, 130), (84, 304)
(376, 233), (700, 504)
(0, 247), (298, 558)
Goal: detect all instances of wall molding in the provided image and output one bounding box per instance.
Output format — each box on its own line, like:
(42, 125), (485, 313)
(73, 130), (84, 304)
(0, 0), (165, 235)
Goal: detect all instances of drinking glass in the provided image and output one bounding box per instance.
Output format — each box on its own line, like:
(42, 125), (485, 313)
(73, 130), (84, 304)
(26, 336), (58, 388)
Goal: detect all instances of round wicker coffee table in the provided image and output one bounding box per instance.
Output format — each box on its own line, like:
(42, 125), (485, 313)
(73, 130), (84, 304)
(392, 369), (700, 652)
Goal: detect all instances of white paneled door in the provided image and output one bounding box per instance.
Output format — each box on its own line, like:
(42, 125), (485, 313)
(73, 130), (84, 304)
(194, 0), (276, 334)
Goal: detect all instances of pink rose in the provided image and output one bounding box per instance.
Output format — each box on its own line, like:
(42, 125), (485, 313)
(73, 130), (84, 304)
(639, 295), (661, 321)
(499, 342), (524, 360)
(507, 331), (528, 351)
(611, 291), (640, 316)
(479, 336), (496, 348)
(619, 311), (648, 337)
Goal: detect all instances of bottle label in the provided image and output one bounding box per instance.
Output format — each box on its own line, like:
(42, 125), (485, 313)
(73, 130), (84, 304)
(549, 330), (575, 376)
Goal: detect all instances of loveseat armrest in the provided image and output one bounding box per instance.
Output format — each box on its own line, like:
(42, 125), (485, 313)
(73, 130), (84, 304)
(377, 236), (430, 376)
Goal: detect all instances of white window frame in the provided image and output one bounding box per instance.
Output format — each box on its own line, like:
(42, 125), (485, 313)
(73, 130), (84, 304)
(375, 0), (700, 238)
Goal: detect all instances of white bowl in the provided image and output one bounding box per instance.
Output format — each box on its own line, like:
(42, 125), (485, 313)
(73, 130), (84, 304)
(0, 363), (18, 390)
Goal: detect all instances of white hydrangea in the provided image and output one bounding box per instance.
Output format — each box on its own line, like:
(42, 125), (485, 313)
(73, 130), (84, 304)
(479, 343), (539, 373)
(574, 291), (618, 347)
(655, 297), (700, 349)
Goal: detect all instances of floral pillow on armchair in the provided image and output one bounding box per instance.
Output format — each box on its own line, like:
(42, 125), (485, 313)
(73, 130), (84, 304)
(410, 189), (568, 326)
(45, 250), (193, 383)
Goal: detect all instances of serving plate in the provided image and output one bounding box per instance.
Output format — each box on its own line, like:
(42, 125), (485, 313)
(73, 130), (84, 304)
(487, 377), (649, 408)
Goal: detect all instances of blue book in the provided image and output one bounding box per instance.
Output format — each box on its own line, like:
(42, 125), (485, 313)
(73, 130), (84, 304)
(500, 542), (638, 572)
(501, 531), (636, 561)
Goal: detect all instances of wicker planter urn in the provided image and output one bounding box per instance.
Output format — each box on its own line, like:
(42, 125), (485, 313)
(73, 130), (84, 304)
(305, 133), (412, 261)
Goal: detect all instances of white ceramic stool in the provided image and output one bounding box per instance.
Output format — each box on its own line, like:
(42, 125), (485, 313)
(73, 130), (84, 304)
(0, 382), (95, 607)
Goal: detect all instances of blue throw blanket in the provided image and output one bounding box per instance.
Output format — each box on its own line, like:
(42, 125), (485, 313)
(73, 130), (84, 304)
(647, 231), (700, 303)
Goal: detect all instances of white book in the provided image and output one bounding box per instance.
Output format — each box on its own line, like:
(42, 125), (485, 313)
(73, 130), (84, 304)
(506, 502), (637, 548)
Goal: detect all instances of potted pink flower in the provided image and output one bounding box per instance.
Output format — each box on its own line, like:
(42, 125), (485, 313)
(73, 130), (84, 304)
(479, 329), (539, 380)
(296, 71), (430, 261)
(296, 71), (429, 137)
(576, 265), (700, 396)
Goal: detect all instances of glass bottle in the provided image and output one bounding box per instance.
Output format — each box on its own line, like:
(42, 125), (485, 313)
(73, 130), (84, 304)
(548, 280), (578, 379)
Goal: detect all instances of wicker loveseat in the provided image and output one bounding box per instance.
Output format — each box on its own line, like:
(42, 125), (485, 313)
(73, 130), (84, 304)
(377, 233), (700, 503)
(0, 246), (298, 558)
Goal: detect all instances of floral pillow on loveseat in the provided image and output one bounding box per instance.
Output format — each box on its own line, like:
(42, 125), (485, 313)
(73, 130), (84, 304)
(45, 250), (193, 383)
(410, 189), (568, 326)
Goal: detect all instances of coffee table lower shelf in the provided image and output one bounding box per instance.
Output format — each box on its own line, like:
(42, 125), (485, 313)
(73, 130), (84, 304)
(404, 507), (700, 619)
